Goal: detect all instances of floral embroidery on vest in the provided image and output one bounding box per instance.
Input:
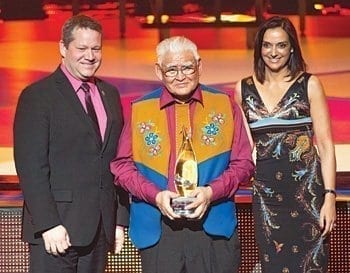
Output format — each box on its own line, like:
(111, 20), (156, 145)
(201, 112), (226, 145)
(138, 121), (162, 156)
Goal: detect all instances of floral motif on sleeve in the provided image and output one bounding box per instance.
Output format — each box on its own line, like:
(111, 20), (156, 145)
(137, 121), (162, 156)
(201, 112), (225, 145)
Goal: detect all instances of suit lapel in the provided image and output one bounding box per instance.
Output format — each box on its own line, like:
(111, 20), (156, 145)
(54, 68), (102, 149)
(97, 81), (113, 151)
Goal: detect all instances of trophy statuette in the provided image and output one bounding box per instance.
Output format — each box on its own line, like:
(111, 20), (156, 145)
(172, 127), (198, 216)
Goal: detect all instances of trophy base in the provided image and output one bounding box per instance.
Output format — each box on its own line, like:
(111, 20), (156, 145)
(171, 196), (196, 216)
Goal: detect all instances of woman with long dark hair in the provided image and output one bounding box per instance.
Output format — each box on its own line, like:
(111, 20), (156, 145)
(235, 16), (336, 272)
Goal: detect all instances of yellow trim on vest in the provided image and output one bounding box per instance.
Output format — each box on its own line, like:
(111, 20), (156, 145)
(192, 91), (234, 160)
(132, 98), (170, 176)
(131, 89), (234, 177)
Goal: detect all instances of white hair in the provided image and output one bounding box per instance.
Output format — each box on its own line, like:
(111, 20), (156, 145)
(156, 36), (200, 65)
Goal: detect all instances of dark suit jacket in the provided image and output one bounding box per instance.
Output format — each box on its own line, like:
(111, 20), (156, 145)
(14, 67), (129, 246)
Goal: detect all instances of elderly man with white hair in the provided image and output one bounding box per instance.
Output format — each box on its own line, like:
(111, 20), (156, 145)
(111, 36), (255, 273)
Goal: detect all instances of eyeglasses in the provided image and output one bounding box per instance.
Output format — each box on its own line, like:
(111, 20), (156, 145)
(161, 64), (197, 78)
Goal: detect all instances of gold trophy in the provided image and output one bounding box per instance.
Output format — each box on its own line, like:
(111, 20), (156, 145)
(171, 127), (198, 216)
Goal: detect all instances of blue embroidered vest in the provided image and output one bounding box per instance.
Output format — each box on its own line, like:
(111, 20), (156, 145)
(130, 84), (236, 249)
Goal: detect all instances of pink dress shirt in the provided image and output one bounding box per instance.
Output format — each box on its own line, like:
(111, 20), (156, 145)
(60, 64), (107, 140)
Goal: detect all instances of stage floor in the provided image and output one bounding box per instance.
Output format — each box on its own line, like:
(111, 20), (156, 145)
(0, 8), (349, 176)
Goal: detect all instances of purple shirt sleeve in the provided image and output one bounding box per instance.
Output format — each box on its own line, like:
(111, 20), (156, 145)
(110, 92), (255, 205)
(110, 116), (161, 205)
(208, 99), (255, 201)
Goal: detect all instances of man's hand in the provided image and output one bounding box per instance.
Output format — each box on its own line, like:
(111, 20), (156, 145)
(155, 190), (181, 220)
(42, 225), (71, 255)
(114, 225), (125, 254)
(185, 186), (213, 219)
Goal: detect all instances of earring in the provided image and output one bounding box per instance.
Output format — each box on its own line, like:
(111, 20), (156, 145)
(290, 49), (294, 53)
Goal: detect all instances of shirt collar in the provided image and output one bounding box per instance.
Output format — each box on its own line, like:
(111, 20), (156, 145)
(159, 85), (203, 109)
(60, 64), (95, 93)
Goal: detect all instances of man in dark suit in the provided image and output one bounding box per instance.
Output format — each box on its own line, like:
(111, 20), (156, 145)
(13, 14), (129, 273)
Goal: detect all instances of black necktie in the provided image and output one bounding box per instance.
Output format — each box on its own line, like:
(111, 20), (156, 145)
(80, 83), (102, 144)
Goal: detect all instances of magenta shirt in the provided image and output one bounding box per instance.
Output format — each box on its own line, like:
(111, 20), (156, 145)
(110, 86), (255, 204)
(60, 64), (107, 140)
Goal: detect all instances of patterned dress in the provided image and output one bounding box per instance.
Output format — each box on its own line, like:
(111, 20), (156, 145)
(241, 73), (329, 273)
